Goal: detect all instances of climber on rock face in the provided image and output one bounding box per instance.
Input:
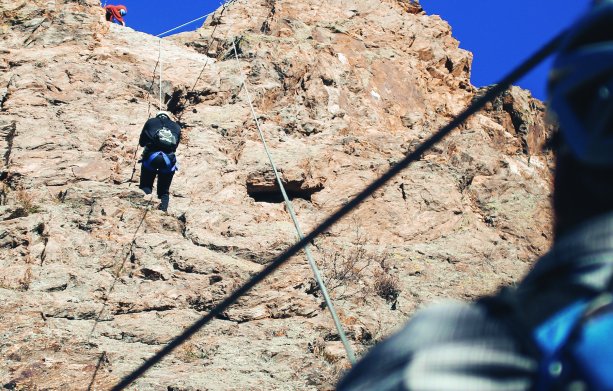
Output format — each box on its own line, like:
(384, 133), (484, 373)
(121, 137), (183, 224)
(138, 111), (181, 212)
(337, 3), (613, 391)
(104, 4), (128, 27)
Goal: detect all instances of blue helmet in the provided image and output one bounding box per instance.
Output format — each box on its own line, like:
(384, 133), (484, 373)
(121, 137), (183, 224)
(548, 1), (613, 166)
(119, 8), (127, 16)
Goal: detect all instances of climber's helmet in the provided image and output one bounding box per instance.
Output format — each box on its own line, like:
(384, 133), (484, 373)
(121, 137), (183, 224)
(119, 8), (127, 16)
(548, 1), (613, 166)
(156, 111), (171, 120)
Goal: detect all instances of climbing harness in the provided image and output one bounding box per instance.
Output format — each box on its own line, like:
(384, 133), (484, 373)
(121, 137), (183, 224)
(231, 38), (357, 364)
(142, 151), (178, 174)
(111, 23), (568, 391)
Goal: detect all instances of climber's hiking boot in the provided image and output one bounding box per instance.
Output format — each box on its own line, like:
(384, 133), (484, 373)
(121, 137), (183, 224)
(158, 194), (169, 212)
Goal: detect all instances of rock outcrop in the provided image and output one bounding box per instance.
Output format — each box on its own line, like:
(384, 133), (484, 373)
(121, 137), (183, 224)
(0, 0), (554, 389)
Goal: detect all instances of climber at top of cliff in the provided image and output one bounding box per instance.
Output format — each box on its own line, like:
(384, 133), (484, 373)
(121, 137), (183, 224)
(104, 4), (128, 27)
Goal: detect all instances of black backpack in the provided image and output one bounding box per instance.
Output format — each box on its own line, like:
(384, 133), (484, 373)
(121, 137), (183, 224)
(153, 126), (178, 150)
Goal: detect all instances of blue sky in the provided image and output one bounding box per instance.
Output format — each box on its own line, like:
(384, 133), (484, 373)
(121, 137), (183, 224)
(106, 0), (593, 100)
(419, 0), (593, 100)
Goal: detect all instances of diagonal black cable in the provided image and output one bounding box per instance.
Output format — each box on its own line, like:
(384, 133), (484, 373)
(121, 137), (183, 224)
(111, 29), (567, 391)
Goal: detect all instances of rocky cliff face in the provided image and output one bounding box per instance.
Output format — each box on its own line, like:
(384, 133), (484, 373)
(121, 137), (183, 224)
(0, 0), (554, 389)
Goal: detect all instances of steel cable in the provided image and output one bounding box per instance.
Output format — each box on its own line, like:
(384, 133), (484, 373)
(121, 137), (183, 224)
(231, 38), (357, 363)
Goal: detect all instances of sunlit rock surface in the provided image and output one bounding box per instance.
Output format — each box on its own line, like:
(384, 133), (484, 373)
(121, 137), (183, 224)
(0, 0), (553, 389)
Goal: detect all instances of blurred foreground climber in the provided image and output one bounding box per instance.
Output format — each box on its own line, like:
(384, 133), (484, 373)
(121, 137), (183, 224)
(104, 4), (127, 26)
(338, 3), (613, 391)
(139, 112), (181, 212)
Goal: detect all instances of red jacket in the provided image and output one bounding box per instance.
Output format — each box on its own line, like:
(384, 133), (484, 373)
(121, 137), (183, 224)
(104, 5), (127, 25)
